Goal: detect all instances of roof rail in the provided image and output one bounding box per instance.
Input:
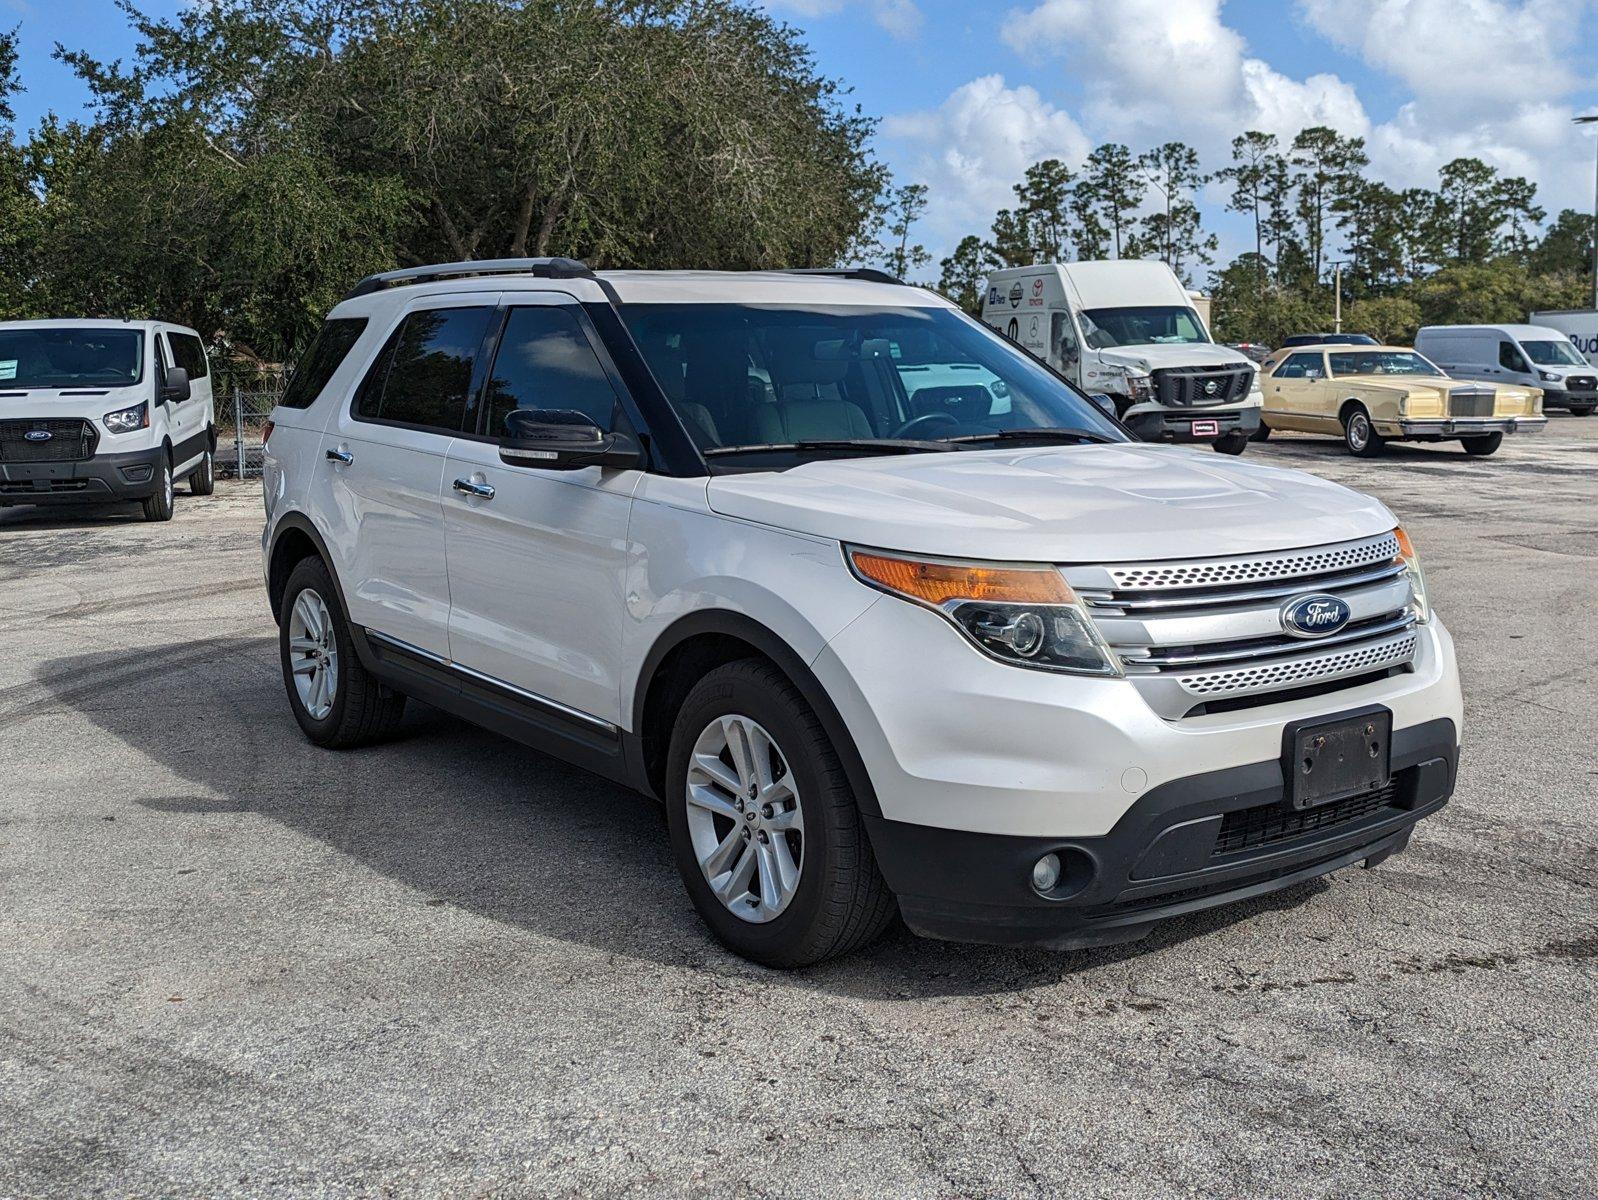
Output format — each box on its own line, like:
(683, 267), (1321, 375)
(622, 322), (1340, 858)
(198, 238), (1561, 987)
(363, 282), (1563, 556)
(780, 267), (907, 286)
(343, 257), (596, 301)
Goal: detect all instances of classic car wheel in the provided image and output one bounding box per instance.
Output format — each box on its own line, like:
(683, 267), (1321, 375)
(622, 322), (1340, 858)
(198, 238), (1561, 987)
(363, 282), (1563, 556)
(1462, 433), (1503, 456)
(1342, 406), (1384, 457)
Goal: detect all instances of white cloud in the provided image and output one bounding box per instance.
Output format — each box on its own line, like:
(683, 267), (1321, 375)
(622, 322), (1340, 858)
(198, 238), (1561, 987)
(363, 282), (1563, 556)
(757, 0), (923, 39)
(881, 74), (1090, 256)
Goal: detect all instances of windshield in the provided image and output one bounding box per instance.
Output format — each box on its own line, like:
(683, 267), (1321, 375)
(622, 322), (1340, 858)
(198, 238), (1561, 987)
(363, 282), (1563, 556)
(622, 304), (1127, 461)
(1522, 339), (1586, 367)
(0, 327), (145, 390)
(1328, 350), (1442, 378)
(1078, 306), (1209, 349)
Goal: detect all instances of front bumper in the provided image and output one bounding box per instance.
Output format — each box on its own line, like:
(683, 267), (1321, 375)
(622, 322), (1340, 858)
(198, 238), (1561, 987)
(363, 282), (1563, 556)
(0, 445), (165, 504)
(866, 715), (1455, 948)
(1380, 415), (1546, 438)
(1543, 391), (1596, 411)
(1125, 404), (1261, 444)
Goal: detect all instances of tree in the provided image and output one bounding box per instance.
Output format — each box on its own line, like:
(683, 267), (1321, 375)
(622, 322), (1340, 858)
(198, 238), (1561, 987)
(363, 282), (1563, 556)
(1433, 157), (1503, 263)
(1290, 126), (1368, 283)
(1138, 141), (1214, 283)
(41, 0), (888, 358)
(1531, 209), (1597, 278)
(938, 234), (999, 314)
(1078, 144), (1144, 259)
(1217, 132), (1278, 286)
(882, 183), (930, 280)
(1343, 295), (1421, 344)
(1012, 158), (1076, 263)
(1333, 179), (1408, 288)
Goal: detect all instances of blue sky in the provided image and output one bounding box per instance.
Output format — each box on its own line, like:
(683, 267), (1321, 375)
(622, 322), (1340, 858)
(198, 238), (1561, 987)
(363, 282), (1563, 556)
(7, 0), (1597, 272)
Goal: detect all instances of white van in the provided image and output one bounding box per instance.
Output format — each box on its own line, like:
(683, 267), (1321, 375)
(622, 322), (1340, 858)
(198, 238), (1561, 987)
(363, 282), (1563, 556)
(1415, 324), (1595, 416)
(981, 260), (1262, 454)
(0, 319), (217, 519)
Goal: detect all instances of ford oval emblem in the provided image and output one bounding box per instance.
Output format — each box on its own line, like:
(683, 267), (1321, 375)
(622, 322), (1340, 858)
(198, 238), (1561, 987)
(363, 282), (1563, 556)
(24, 429), (53, 442)
(1281, 594), (1352, 639)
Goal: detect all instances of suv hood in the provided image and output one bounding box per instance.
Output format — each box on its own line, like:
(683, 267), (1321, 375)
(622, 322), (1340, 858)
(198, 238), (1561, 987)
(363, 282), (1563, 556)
(1097, 344), (1252, 373)
(707, 444), (1396, 563)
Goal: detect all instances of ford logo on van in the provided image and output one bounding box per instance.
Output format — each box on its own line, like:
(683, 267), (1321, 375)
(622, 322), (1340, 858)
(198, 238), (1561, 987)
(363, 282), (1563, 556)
(24, 430), (52, 442)
(1281, 594), (1352, 639)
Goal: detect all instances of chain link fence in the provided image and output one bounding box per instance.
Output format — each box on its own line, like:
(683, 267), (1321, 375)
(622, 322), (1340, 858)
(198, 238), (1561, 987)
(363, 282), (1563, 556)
(221, 378), (283, 479)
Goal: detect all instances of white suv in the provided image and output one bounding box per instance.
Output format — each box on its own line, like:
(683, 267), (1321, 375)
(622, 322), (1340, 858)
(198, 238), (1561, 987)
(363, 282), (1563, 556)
(0, 319), (217, 520)
(261, 260), (1463, 967)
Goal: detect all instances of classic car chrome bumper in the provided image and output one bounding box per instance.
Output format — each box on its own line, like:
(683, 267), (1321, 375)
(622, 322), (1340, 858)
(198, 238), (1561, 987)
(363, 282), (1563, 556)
(1385, 415), (1547, 437)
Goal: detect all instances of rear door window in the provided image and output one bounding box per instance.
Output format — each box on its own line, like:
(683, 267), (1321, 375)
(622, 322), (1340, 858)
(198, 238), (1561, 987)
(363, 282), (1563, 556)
(356, 306), (496, 433)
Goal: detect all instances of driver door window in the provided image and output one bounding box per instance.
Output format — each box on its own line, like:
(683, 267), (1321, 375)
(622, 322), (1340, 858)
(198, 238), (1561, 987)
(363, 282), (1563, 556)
(1499, 341), (1529, 375)
(483, 306), (624, 438)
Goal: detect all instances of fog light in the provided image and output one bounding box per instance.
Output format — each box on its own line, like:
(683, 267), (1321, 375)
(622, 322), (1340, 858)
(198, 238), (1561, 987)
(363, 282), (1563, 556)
(121, 465), (153, 483)
(1031, 852), (1062, 894)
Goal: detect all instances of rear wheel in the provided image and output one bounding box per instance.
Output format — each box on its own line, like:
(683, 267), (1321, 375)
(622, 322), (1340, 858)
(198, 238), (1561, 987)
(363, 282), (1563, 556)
(140, 455), (175, 521)
(665, 658), (896, 967)
(188, 445), (215, 495)
(1342, 406), (1384, 457)
(1212, 430), (1249, 455)
(1462, 432), (1503, 456)
(279, 557), (406, 748)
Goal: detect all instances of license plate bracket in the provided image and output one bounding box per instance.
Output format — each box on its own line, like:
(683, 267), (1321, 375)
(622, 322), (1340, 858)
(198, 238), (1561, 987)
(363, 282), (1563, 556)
(1190, 419), (1220, 437)
(1285, 707), (1392, 811)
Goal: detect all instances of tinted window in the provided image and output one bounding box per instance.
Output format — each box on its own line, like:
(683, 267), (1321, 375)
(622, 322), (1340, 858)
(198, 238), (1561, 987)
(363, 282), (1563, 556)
(281, 318), (369, 409)
(1498, 341), (1529, 372)
(168, 332), (210, 379)
(484, 306), (620, 436)
(358, 307), (494, 432)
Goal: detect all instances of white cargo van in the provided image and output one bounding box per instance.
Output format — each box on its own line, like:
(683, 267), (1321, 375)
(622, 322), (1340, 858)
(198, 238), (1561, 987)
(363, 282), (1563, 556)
(1416, 323), (1595, 416)
(982, 261), (1262, 454)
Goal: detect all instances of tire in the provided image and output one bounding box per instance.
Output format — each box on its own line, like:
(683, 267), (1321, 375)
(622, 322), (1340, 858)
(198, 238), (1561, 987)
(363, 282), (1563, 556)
(1212, 430), (1249, 455)
(279, 556), (406, 748)
(140, 454), (175, 521)
(1569, 405), (1593, 417)
(1249, 422), (1272, 443)
(1342, 405), (1384, 457)
(188, 444), (215, 495)
(1462, 432), (1503, 456)
(665, 658), (897, 967)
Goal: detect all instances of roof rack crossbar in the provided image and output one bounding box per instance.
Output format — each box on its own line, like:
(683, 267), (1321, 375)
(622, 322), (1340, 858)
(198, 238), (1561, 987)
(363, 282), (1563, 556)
(343, 257), (595, 301)
(780, 267), (906, 286)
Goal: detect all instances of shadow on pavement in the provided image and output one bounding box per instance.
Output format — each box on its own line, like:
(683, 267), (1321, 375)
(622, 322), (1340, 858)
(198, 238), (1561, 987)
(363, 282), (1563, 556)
(39, 635), (1333, 1000)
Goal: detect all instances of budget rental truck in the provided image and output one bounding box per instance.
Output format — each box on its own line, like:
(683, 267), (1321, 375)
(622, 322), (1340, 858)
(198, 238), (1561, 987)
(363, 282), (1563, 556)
(983, 260), (1262, 454)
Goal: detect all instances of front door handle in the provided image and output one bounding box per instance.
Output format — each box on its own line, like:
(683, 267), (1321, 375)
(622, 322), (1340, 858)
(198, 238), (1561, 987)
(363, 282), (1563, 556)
(326, 447), (354, 465)
(452, 477), (496, 500)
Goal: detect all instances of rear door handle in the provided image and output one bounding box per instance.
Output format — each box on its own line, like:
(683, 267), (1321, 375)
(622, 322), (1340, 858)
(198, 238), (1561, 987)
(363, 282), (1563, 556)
(326, 447), (354, 465)
(452, 477), (495, 500)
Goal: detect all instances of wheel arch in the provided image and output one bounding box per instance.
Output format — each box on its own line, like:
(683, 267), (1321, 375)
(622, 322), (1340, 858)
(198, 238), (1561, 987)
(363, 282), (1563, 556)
(631, 610), (882, 818)
(266, 512), (349, 625)
(1338, 397), (1369, 425)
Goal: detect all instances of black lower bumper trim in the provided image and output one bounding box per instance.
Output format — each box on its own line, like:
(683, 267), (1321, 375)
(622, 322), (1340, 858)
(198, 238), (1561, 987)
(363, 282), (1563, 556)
(865, 716), (1457, 949)
(0, 445), (166, 504)
(1126, 406), (1261, 443)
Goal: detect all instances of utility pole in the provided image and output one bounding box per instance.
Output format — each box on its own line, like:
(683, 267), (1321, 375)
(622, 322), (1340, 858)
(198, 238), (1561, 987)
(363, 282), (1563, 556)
(1580, 116), (1598, 310)
(1328, 260), (1346, 333)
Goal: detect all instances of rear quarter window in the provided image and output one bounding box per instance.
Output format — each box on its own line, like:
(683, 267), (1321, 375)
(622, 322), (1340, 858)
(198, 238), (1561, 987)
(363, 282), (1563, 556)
(279, 318), (369, 410)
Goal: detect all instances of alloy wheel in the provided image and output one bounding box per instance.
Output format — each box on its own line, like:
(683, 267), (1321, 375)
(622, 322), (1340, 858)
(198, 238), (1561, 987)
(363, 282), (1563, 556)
(684, 714), (804, 924)
(287, 588), (339, 720)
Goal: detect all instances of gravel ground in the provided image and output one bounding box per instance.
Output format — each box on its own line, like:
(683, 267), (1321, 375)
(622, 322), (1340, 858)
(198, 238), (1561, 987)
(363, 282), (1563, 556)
(2, 418), (1594, 1199)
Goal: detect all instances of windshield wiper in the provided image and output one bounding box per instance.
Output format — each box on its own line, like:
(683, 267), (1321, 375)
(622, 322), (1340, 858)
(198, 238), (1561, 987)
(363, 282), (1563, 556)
(704, 438), (957, 459)
(942, 427), (1118, 447)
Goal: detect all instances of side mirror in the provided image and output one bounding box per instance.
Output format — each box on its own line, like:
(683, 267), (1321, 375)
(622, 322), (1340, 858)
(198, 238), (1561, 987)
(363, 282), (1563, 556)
(1088, 392), (1117, 417)
(498, 408), (643, 472)
(161, 366), (191, 404)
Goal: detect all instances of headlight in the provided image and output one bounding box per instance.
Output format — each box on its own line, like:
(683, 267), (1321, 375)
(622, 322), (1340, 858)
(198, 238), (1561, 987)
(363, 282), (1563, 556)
(847, 548), (1123, 676)
(102, 402), (149, 434)
(1539, 371), (1559, 383)
(1394, 526), (1430, 625)
(1124, 371), (1153, 401)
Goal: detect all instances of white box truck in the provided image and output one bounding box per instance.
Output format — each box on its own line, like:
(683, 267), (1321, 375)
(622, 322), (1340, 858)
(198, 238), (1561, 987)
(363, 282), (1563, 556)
(1527, 309), (1598, 375)
(982, 260), (1262, 454)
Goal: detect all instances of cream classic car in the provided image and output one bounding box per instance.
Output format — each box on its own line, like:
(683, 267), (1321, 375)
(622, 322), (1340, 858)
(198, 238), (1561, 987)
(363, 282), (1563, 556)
(1255, 344), (1545, 457)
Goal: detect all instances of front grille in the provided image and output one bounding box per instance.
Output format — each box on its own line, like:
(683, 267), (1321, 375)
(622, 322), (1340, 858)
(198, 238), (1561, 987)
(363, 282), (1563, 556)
(1151, 366), (1253, 407)
(1564, 374), (1596, 394)
(1065, 533), (1419, 719)
(0, 418), (98, 463)
(1446, 387), (1496, 418)
(1213, 779), (1402, 856)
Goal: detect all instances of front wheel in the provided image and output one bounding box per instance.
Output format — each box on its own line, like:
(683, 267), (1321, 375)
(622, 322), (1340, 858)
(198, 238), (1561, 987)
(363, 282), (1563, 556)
(665, 659), (896, 967)
(1212, 430), (1249, 455)
(140, 455), (175, 521)
(1569, 405), (1593, 417)
(1462, 432), (1503, 456)
(1249, 422), (1272, 443)
(1342, 406), (1384, 457)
